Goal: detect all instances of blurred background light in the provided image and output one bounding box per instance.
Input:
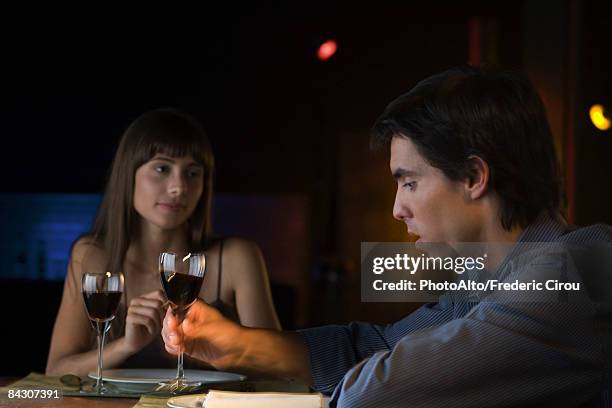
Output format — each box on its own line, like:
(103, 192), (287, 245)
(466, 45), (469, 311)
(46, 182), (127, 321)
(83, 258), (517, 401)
(317, 39), (337, 61)
(589, 104), (611, 131)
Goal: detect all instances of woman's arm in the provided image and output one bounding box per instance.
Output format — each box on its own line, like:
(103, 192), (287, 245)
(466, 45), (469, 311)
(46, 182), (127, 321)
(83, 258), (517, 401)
(46, 238), (166, 376)
(223, 238), (281, 330)
(46, 238), (136, 376)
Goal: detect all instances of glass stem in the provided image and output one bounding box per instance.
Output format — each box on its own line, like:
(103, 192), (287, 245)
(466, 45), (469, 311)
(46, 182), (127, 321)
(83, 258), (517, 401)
(177, 351), (185, 381)
(95, 321), (109, 392)
(175, 307), (186, 382)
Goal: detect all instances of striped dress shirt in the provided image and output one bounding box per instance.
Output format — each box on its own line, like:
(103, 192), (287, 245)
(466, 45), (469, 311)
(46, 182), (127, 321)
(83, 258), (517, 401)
(300, 213), (612, 407)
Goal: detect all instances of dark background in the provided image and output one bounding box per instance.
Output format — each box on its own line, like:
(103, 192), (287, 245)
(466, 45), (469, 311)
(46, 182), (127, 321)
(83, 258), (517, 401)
(1, 0), (611, 375)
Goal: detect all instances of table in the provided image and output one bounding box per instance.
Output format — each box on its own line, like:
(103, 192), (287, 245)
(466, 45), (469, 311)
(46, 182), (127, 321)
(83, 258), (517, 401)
(1, 374), (317, 408)
(0, 378), (137, 407)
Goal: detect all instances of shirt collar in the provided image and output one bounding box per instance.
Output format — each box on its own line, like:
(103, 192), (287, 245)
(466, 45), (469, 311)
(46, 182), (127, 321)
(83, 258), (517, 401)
(516, 211), (569, 243)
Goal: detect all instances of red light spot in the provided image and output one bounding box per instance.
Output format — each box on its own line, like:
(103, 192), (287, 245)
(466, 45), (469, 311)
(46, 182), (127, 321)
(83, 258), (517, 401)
(317, 40), (337, 61)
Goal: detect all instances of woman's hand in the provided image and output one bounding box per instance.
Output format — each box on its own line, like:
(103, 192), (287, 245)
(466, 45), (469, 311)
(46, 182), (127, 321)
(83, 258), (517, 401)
(123, 289), (167, 354)
(161, 299), (245, 370)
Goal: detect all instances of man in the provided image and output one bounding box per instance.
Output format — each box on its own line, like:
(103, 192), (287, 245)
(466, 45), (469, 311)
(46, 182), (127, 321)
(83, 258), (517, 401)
(162, 66), (612, 406)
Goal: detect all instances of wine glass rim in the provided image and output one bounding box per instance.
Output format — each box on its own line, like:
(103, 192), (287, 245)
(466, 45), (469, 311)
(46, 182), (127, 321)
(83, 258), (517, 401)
(82, 271), (124, 276)
(83, 289), (123, 293)
(159, 252), (206, 256)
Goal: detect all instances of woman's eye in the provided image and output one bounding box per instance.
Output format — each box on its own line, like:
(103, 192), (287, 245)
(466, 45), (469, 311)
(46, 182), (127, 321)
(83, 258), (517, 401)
(154, 165), (169, 173)
(187, 168), (203, 178)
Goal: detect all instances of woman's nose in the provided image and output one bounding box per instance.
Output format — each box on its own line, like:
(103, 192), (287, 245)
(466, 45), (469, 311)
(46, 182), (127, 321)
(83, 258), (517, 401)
(168, 173), (187, 196)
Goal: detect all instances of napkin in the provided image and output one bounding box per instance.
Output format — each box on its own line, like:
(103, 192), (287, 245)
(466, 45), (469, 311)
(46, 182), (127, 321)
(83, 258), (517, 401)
(204, 390), (323, 408)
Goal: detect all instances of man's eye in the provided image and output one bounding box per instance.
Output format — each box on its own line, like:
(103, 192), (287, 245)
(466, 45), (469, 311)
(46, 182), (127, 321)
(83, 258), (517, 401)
(403, 181), (416, 190)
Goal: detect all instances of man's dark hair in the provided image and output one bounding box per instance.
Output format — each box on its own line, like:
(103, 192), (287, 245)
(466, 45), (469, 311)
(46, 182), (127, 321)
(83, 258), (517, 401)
(371, 65), (564, 230)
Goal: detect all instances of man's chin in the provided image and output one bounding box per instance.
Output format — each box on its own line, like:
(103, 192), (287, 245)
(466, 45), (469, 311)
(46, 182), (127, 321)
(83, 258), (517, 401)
(407, 232), (420, 242)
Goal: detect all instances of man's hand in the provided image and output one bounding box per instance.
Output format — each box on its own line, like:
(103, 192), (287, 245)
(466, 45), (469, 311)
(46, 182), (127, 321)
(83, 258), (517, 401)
(162, 299), (245, 370)
(162, 299), (312, 384)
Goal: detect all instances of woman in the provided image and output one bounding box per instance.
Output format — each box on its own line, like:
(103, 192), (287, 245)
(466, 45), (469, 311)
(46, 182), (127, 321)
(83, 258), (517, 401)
(46, 108), (280, 376)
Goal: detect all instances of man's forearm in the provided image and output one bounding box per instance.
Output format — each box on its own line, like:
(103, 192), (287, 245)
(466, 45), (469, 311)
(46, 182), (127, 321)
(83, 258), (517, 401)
(237, 329), (313, 385)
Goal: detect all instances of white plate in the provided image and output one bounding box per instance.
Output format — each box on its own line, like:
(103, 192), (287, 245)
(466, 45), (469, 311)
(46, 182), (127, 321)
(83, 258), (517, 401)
(88, 369), (246, 392)
(89, 368), (246, 384)
(167, 393), (207, 408)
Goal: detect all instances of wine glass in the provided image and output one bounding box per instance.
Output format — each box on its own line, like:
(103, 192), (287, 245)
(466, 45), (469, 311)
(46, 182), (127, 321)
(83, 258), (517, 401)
(158, 252), (206, 391)
(81, 271), (124, 394)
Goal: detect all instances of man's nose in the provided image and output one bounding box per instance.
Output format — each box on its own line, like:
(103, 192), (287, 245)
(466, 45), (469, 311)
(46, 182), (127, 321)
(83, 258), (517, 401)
(393, 190), (413, 221)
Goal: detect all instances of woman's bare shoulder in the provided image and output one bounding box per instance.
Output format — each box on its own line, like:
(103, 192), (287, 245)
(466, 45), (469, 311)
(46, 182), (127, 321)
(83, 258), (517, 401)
(221, 237), (262, 259)
(219, 237), (266, 280)
(70, 235), (107, 271)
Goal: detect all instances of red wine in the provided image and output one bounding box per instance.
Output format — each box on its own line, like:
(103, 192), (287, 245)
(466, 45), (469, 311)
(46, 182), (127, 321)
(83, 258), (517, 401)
(83, 291), (122, 321)
(160, 272), (204, 307)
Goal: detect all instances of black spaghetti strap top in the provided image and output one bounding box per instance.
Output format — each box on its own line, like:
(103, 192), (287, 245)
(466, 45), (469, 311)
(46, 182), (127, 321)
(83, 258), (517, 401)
(209, 239), (240, 323)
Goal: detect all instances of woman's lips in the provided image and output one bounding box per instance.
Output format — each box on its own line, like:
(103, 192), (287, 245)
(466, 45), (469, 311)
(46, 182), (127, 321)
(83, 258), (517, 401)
(157, 203), (184, 211)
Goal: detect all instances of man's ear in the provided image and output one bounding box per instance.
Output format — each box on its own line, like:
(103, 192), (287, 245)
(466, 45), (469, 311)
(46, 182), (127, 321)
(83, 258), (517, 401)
(464, 155), (489, 200)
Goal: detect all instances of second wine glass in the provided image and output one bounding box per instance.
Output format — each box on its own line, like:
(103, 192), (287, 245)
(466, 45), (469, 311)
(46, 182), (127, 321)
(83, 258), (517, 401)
(82, 271), (124, 394)
(159, 252), (206, 391)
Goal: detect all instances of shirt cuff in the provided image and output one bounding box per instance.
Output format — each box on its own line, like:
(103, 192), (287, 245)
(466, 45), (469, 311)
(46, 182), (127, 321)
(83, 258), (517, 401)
(298, 325), (357, 395)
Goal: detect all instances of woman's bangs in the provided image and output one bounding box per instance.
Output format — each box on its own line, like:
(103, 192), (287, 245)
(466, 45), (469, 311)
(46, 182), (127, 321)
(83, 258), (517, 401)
(144, 131), (210, 167)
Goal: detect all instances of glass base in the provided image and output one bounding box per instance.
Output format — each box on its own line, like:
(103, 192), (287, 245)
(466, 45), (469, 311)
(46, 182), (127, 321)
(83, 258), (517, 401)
(80, 381), (112, 395)
(157, 378), (202, 394)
